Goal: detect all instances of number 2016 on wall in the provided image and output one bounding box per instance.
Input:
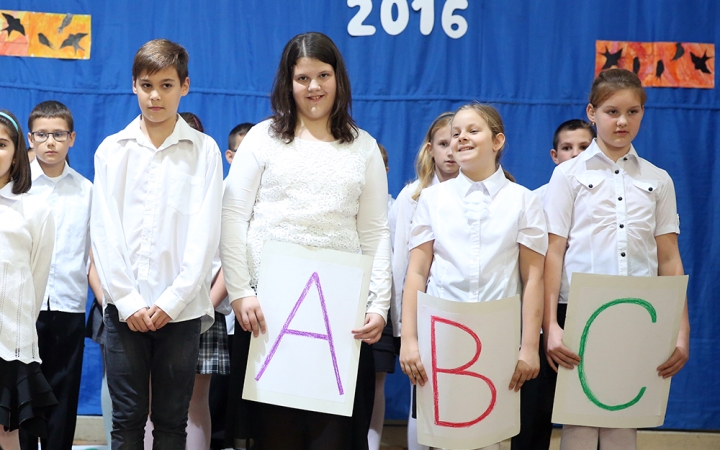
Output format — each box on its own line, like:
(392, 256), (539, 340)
(347, 0), (469, 39)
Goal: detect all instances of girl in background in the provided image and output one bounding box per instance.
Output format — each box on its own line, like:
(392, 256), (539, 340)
(389, 111), (457, 450)
(401, 103), (546, 450)
(0, 110), (57, 450)
(543, 68), (689, 450)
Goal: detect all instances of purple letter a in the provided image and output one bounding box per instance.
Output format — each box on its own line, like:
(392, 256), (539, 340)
(255, 272), (344, 395)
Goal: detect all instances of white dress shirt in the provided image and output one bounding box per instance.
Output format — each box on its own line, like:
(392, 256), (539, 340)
(544, 140), (680, 304)
(29, 159), (92, 313)
(0, 182), (55, 363)
(389, 176), (439, 336)
(221, 120), (392, 322)
(534, 183), (548, 202)
(91, 116), (223, 328)
(410, 167), (547, 303)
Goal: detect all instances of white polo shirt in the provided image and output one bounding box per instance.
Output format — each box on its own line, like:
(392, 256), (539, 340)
(410, 167), (547, 303)
(29, 159), (93, 313)
(544, 140), (680, 304)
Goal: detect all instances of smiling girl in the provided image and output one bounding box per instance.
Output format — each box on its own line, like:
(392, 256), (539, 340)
(400, 103), (547, 450)
(543, 69), (690, 450)
(221, 32), (391, 449)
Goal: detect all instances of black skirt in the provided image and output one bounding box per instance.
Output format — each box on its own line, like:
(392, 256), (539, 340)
(0, 358), (58, 437)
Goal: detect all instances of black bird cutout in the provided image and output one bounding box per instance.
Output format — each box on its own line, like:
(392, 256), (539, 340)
(672, 43), (685, 61)
(655, 60), (665, 79)
(601, 47), (623, 69)
(691, 51), (713, 74)
(1, 13), (25, 38)
(38, 33), (54, 49)
(60, 33), (87, 54)
(633, 57), (641, 75)
(57, 14), (73, 34)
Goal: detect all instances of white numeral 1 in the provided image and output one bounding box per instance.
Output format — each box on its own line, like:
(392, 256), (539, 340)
(411, 0), (434, 35)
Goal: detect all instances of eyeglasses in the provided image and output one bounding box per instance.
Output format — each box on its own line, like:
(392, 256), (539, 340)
(31, 131), (71, 143)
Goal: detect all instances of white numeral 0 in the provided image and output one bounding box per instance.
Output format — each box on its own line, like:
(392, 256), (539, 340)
(381, 0), (410, 36)
(347, 0), (377, 36)
(441, 0), (468, 39)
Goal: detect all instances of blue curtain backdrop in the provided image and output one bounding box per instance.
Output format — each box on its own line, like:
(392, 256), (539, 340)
(1, 0), (717, 430)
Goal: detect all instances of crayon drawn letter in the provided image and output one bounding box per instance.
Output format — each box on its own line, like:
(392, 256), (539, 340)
(431, 316), (496, 427)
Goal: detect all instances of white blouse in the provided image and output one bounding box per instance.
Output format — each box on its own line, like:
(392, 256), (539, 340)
(221, 120), (392, 321)
(0, 182), (55, 364)
(29, 159), (93, 313)
(544, 140), (679, 304)
(410, 167), (547, 303)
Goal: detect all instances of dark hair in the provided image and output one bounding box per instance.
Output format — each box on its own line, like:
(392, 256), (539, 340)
(455, 102), (515, 182)
(0, 110), (32, 194)
(589, 68), (647, 108)
(552, 119), (596, 150)
(179, 112), (204, 132)
(228, 122), (254, 150)
(28, 100), (74, 132)
(132, 39), (189, 83)
(270, 32), (357, 144)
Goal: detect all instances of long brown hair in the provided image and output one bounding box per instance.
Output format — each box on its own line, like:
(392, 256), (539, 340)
(589, 68), (647, 108)
(0, 110), (32, 194)
(412, 112), (454, 201)
(270, 32), (357, 144)
(454, 102), (514, 182)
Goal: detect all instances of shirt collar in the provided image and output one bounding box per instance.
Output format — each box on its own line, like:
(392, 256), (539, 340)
(116, 114), (196, 151)
(30, 157), (73, 182)
(582, 139), (640, 165)
(454, 165), (508, 198)
(0, 181), (20, 200)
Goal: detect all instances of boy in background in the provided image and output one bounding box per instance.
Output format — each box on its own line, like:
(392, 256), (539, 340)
(225, 122), (253, 164)
(20, 100), (102, 450)
(512, 119), (595, 450)
(91, 39), (223, 448)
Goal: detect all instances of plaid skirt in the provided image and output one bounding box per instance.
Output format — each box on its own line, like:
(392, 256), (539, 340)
(196, 311), (231, 375)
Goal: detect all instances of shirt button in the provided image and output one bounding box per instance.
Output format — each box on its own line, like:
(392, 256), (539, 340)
(619, 224), (625, 228)
(648, 187), (653, 192)
(618, 197), (623, 201)
(615, 170), (620, 174)
(623, 157), (628, 161)
(588, 184), (593, 188)
(621, 252), (626, 257)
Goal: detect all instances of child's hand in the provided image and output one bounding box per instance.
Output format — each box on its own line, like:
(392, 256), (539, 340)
(509, 346), (540, 391)
(400, 337), (428, 386)
(657, 339), (690, 379)
(127, 307), (155, 333)
(352, 313), (384, 344)
(148, 305), (171, 330)
(232, 296), (266, 337)
(544, 323), (580, 371)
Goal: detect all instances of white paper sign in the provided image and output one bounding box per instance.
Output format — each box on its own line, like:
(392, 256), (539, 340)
(416, 292), (521, 449)
(242, 241), (372, 416)
(553, 273), (688, 428)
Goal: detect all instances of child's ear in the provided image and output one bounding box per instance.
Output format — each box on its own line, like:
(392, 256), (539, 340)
(586, 103), (596, 124)
(493, 133), (506, 151)
(68, 131), (77, 147)
(550, 149), (559, 164)
(132, 77), (138, 94)
(27, 132), (33, 149)
(181, 77), (190, 96)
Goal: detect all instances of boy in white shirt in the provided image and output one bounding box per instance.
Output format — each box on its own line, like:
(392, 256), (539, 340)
(91, 39), (223, 448)
(20, 100), (100, 450)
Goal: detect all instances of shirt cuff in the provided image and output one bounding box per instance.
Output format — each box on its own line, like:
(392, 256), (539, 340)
(154, 290), (185, 320)
(112, 292), (148, 322)
(366, 304), (388, 325)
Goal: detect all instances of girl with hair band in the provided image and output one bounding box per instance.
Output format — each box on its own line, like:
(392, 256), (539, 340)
(543, 68), (689, 450)
(221, 32), (391, 449)
(401, 103), (546, 450)
(388, 111), (457, 450)
(0, 110), (57, 450)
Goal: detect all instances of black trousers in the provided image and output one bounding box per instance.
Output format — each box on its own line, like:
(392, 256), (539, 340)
(20, 310), (86, 450)
(511, 303), (567, 450)
(209, 330), (234, 449)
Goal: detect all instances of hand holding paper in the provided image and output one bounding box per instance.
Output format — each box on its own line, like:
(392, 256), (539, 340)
(233, 295), (266, 337)
(544, 323), (580, 371)
(352, 312), (384, 344)
(509, 346), (540, 391)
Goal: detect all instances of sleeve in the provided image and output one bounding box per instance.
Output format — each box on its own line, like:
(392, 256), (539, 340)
(154, 141), (224, 319)
(220, 128), (265, 302)
(389, 184), (416, 336)
(409, 189), (435, 250)
(654, 172), (680, 236)
(356, 142), (392, 323)
(543, 166), (575, 238)
(90, 144), (147, 320)
(517, 190), (548, 256)
(30, 206), (55, 315)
